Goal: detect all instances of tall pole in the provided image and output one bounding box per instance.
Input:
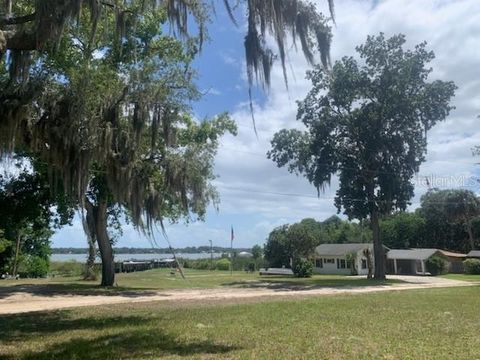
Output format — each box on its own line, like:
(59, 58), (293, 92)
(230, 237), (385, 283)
(209, 239), (213, 270)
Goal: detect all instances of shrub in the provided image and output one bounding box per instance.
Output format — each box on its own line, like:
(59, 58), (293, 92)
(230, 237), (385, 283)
(215, 258), (231, 271)
(292, 258), (313, 278)
(193, 259), (211, 270)
(464, 259), (480, 275)
(50, 260), (84, 277)
(231, 256), (254, 271)
(18, 256), (49, 278)
(425, 256), (448, 276)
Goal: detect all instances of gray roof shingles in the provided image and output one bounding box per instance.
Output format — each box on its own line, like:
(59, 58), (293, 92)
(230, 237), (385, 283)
(467, 250), (480, 258)
(386, 248), (439, 261)
(315, 243), (373, 256)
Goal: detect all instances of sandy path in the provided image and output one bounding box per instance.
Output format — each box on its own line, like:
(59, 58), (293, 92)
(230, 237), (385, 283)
(0, 276), (475, 315)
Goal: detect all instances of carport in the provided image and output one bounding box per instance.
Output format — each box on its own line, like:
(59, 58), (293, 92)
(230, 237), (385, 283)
(386, 249), (440, 276)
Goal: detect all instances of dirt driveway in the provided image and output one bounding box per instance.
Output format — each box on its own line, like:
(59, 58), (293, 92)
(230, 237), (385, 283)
(0, 275), (474, 315)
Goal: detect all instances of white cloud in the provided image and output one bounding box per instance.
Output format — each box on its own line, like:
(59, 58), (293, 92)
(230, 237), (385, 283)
(209, 0), (480, 244)
(52, 0), (480, 250)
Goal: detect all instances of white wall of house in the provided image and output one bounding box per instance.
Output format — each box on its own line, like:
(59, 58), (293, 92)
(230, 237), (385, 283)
(314, 250), (371, 275)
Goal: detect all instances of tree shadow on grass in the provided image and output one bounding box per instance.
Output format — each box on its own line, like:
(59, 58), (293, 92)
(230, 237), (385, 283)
(0, 311), (240, 359)
(0, 283), (160, 299)
(0, 312), (149, 342)
(221, 277), (405, 291)
(16, 331), (239, 360)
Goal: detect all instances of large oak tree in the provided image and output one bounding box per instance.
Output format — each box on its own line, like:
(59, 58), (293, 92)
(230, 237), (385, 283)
(1, 0), (334, 285)
(268, 34), (456, 280)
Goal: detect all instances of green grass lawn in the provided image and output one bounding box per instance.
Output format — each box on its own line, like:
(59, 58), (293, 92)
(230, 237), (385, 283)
(1, 286), (479, 359)
(0, 269), (402, 296)
(440, 273), (480, 282)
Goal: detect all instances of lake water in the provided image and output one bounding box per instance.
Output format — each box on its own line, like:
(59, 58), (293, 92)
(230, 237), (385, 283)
(51, 253), (221, 262)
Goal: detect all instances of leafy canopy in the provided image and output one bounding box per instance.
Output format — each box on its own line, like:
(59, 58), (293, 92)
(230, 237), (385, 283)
(268, 33), (456, 220)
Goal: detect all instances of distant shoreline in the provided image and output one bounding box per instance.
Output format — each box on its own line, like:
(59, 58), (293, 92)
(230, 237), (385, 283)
(51, 252), (225, 262)
(51, 247), (251, 255)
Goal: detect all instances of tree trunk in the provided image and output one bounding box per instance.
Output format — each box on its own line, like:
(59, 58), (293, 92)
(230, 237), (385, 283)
(371, 209), (386, 280)
(466, 221), (475, 252)
(94, 200), (115, 286)
(12, 233), (21, 277)
(85, 238), (97, 279)
(84, 197), (115, 286)
(83, 199), (98, 280)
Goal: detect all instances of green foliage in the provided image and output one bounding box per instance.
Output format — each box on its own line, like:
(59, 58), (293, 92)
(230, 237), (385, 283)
(182, 258), (212, 270)
(182, 257), (249, 272)
(264, 225), (291, 268)
(418, 189), (480, 252)
(251, 245), (262, 260)
(0, 165), (71, 274)
(50, 261), (86, 277)
(287, 222), (318, 259)
(463, 259), (480, 275)
(380, 212), (426, 249)
(268, 33), (456, 279)
(215, 258), (231, 271)
(18, 255), (49, 278)
(269, 33), (456, 221)
(425, 256), (448, 276)
(292, 258), (313, 278)
(0, 230), (11, 254)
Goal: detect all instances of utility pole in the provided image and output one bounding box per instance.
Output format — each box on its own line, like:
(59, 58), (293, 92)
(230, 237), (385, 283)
(209, 239), (213, 270)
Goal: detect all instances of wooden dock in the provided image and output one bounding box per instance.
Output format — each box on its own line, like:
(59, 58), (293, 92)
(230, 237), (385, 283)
(114, 259), (177, 273)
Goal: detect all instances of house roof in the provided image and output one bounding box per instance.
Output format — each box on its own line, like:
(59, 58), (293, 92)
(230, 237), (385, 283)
(315, 243), (373, 257)
(387, 248), (439, 261)
(467, 250), (480, 258)
(438, 250), (466, 258)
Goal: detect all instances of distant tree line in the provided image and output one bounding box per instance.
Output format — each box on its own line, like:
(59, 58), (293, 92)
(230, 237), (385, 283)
(52, 246), (252, 255)
(264, 189), (480, 269)
(381, 189), (480, 253)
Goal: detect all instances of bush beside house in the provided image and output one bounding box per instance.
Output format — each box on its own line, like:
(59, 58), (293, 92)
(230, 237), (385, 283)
(425, 256), (448, 276)
(292, 258), (313, 278)
(463, 259), (480, 274)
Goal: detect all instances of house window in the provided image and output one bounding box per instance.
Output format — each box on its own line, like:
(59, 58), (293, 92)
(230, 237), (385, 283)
(337, 259), (346, 269)
(315, 258), (323, 268)
(361, 259), (367, 269)
(324, 258), (334, 264)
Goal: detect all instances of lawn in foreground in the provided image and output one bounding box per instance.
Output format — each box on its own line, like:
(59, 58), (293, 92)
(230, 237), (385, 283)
(0, 268), (402, 295)
(440, 273), (480, 282)
(1, 286), (479, 359)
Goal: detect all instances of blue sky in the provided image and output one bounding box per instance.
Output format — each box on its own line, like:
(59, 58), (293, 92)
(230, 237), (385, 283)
(51, 0), (480, 250)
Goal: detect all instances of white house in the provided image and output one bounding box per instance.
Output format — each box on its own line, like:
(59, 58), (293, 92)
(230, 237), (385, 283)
(314, 243), (375, 275)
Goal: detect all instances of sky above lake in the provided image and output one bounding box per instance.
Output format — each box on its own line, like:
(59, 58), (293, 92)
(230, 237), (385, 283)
(52, 0), (480, 249)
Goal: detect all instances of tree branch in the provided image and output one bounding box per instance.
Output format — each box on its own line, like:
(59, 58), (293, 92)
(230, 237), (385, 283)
(1, 30), (37, 51)
(0, 13), (36, 26)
